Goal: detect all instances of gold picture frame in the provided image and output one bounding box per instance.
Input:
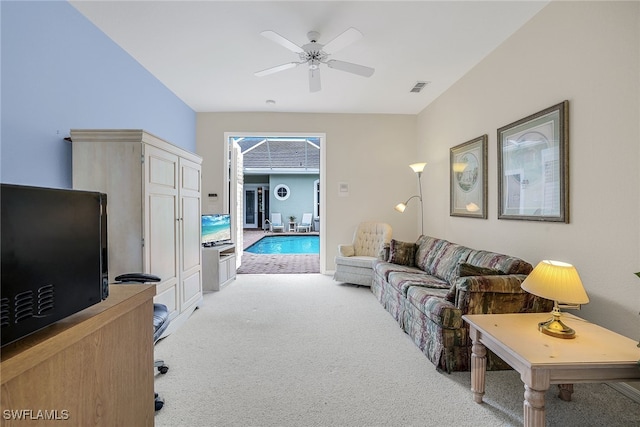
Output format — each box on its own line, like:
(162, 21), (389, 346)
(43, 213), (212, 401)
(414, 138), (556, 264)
(450, 135), (487, 219)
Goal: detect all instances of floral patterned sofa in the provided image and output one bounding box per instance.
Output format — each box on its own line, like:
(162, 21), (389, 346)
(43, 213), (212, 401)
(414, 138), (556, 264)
(371, 235), (552, 372)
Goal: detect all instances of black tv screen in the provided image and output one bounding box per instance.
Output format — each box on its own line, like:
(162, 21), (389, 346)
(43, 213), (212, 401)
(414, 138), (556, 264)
(1, 184), (108, 346)
(201, 214), (231, 246)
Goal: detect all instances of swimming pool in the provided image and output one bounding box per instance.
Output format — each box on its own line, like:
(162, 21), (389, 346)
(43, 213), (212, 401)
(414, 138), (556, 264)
(246, 235), (319, 254)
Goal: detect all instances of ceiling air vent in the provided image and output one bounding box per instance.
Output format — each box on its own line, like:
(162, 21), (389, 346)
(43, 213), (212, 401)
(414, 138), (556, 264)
(409, 81), (429, 93)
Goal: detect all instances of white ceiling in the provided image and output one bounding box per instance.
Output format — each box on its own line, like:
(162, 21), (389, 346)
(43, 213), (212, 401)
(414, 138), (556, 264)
(70, 1), (548, 115)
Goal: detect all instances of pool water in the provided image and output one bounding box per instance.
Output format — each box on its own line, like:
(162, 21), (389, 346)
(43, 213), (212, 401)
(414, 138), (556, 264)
(246, 235), (319, 254)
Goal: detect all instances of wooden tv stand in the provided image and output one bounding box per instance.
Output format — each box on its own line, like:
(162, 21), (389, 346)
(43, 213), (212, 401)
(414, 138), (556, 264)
(0, 285), (156, 426)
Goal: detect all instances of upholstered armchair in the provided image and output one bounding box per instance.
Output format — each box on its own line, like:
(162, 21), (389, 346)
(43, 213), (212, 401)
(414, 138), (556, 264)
(334, 221), (392, 286)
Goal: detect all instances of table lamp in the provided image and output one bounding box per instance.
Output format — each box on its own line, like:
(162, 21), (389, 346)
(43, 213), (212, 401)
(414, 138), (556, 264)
(520, 260), (589, 339)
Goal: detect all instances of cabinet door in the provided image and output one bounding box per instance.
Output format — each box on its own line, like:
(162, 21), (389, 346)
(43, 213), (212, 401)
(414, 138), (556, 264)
(144, 145), (180, 320)
(179, 157), (202, 309)
(218, 258), (228, 285)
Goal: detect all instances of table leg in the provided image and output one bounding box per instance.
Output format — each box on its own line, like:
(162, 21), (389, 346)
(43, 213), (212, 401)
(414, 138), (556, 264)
(524, 385), (546, 427)
(470, 340), (487, 403)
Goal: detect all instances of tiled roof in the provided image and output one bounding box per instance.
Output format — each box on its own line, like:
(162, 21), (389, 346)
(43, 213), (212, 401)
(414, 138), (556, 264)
(235, 137), (320, 171)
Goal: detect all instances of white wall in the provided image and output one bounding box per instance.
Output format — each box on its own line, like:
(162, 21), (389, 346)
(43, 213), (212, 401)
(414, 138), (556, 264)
(197, 112), (417, 272)
(417, 1), (639, 340)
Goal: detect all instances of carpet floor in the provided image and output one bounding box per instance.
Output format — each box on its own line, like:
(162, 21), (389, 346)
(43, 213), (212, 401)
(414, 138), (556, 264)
(153, 274), (640, 426)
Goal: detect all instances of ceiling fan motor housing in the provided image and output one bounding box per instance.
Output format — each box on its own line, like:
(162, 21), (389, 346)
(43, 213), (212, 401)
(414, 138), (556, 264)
(307, 31), (321, 42)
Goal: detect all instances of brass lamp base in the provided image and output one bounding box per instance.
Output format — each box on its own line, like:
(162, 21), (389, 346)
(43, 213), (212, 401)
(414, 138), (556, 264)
(538, 307), (576, 339)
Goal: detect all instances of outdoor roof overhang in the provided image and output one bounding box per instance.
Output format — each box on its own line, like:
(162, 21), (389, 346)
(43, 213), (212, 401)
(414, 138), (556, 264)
(243, 167), (320, 175)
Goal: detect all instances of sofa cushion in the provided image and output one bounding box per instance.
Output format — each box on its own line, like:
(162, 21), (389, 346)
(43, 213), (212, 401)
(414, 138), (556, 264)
(388, 239), (416, 266)
(414, 236), (449, 273)
(373, 260), (423, 282)
(387, 271), (449, 297)
(405, 286), (462, 329)
(465, 250), (533, 275)
(457, 262), (505, 277)
(430, 243), (473, 284)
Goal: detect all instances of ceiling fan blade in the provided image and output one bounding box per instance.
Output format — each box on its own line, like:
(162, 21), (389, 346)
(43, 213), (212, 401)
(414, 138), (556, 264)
(322, 27), (363, 54)
(260, 30), (304, 54)
(326, 59), (375, 77)
(255, 62), (299, 77)
(309, 68), (321, 92)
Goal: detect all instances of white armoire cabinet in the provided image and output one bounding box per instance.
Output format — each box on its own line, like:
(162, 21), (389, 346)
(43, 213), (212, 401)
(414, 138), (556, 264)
(71, 129), (203, 335)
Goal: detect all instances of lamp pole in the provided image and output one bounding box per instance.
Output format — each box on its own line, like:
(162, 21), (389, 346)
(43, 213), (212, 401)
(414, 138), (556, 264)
(395, 162), (426, 236)
(417, 170), (424, 236)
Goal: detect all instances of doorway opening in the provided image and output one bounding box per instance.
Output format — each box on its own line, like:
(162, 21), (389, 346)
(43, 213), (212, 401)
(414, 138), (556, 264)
(224, 133), (326, 274)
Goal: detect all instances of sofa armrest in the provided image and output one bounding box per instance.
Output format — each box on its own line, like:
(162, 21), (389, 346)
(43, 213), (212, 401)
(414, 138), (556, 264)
(378, 242), (390, 261)
(450, 274), (553, 314)
(338, 244), (355, 257)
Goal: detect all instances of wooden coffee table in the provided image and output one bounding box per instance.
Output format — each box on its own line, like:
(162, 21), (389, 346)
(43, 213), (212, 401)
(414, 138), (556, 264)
(463, 313), (640, 427)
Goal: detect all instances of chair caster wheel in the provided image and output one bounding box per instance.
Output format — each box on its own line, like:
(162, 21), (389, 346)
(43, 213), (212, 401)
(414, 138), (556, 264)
(155, 395), (165, 411)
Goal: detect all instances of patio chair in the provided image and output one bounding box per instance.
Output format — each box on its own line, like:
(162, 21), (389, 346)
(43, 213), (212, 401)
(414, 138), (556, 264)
(297, 213), (313, 232)
(269, 213), (285, 232)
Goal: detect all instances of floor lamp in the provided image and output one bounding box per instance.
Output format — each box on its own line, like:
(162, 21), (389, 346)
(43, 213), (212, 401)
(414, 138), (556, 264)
(395, 162), (426, 236)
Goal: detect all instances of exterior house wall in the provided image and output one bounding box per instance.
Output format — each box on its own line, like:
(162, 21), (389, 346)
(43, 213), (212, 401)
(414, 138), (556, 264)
(269, 174), (318, 225)
(245, 175), (269, 184)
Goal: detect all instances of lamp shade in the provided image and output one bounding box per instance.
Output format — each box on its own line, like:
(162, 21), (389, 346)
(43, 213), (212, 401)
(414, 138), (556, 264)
(394, 203), (407, 213)
(521, 260), (589, 304)
(409, 162), (427, 174)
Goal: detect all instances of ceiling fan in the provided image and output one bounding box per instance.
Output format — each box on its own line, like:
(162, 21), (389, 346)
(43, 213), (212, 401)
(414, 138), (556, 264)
(254, 27), (375, 92)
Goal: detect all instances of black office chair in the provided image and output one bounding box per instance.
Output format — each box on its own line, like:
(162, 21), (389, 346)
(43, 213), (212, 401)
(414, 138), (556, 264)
(152, 303), (170, 374)
(114, 273), (169, 411)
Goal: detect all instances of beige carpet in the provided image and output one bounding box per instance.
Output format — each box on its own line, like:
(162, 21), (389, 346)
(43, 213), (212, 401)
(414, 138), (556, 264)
(153, 274), (640, 426)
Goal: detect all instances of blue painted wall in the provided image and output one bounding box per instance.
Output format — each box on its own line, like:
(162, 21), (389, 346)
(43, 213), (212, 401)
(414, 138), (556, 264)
(1, 1), (196, 188)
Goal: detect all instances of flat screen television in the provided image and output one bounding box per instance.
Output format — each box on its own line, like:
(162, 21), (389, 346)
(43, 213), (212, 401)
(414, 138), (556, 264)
(201, 214), (232, 246)
(1, 184), (109, 347)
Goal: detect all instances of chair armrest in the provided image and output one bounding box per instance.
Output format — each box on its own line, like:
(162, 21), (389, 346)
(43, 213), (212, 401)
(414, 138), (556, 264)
(450, 274), (553, 314)
(338, 244), (355, 257)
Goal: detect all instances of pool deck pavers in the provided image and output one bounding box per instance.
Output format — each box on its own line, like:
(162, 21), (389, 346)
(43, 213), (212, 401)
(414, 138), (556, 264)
(236, 229), (321, 274)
